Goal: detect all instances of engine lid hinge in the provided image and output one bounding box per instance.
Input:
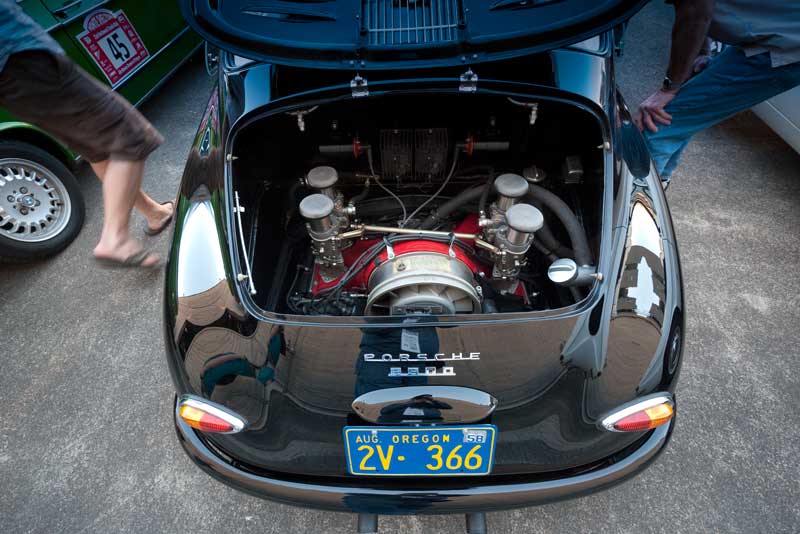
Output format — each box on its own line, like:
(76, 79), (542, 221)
(459, 69), (478, 92)
(287, 106), (318, 132)
(351, 74), (369, 98)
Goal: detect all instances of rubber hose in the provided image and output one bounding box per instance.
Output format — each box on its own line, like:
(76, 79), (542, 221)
(525, 184), (592, 266)
(477, 174), (495, 216)
(539, 222), (574, 259)
(533, 240), (559, 263)
(285, 180), (302, 219)
(418, 186), (485, 229)
(349, 180), (371, 205)
(528, 199), (574, 260)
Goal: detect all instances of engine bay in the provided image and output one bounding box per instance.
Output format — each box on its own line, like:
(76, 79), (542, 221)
(230, 93), (605, 317)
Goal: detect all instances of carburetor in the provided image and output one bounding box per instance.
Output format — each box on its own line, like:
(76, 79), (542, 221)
(299, 194), (348, 281)
(481, 173), (544, 289)
(305, 165), (354, 229)
(491, 203), (543, 280)
(300, 166), (357, 281)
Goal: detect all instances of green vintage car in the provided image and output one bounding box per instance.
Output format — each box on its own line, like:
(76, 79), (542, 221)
(0, 0), (201, 261)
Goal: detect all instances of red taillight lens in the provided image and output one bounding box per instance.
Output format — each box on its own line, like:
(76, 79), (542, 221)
(601, 395), (674, 433)
(178, 396), (246, 434)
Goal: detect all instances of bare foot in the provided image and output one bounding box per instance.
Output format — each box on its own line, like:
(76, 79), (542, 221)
(146, 201), (175, 233)
(94, 237), (160, 268)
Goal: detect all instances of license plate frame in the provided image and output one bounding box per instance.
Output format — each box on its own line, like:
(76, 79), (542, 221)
(343, 425), (497, 477)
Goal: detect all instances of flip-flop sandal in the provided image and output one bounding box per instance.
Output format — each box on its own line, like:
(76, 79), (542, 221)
(94, 249), (161, 270)
(144, 200), (175, 236)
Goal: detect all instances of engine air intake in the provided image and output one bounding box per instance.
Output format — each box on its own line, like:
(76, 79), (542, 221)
(362, 0), (463, 45)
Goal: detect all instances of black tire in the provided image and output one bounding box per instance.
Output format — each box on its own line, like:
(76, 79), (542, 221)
(0, 140), (86, 262)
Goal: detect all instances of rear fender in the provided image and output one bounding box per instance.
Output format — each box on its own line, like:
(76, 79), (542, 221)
(0, 121), (76, 166)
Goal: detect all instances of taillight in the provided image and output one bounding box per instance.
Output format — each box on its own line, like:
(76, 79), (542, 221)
(178, 395), (247, 434)
(600, 395), (674, 433)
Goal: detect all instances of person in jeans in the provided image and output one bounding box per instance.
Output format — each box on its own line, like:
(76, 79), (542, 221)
(0, 0), (173, 267)
(634, 0), (800, 184)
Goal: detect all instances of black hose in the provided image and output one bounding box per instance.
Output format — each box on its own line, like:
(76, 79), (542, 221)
(418, 186), (485, 230)
(349, 178), (371, 205)
(533, 240), (559, 263)
(477, 174), (495, 216)
(538, 222), (574, 259)
(412, 181), (591, 265)
(525, 184), (592, 267)
(528, 199), (574, 260)
(284, 179), (302, 219)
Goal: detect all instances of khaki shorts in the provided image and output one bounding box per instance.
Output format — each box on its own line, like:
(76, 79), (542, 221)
(0, 50), (163, 162)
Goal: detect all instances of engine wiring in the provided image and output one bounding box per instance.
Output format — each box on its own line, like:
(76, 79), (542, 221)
(366, 147), (407, 224)
(399, 147), (460, 228)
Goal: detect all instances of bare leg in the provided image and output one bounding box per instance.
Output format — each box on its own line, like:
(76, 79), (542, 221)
(90, 160), (173, 232)
(92, 159), (158, 266)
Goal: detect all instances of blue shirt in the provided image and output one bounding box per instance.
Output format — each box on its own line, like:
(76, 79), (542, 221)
(710, 0), (800, 68)
(0, 0), (64, 72)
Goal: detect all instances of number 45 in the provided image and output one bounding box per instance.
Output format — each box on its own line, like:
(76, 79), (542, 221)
(107, 32), (131, 61)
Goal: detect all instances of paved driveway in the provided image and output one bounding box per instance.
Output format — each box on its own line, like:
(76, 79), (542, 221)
(2, 3), (799, 533)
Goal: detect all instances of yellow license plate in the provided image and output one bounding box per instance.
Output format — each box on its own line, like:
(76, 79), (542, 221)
(343, 425), (496, 476)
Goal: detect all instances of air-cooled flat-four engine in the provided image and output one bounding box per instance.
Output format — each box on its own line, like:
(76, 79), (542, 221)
(291, 163), (593, 317)
(231, 94), (604, 317)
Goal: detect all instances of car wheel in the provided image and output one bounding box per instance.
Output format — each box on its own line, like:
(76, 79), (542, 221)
(0, 140), (85, 262)
(664, 322), (683, 379)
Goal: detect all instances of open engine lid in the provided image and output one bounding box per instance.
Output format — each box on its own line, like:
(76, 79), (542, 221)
(180, 0), (647, 70)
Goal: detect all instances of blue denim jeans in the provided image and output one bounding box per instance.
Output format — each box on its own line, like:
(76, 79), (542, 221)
(645, 46), (800, 181)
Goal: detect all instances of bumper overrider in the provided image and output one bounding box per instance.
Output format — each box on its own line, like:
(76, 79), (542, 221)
(174, 398), (674, 514)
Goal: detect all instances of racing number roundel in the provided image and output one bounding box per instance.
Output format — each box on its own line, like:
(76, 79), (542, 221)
(77, 9), (149, 87)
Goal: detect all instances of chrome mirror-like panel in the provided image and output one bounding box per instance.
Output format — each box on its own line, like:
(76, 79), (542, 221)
(177, 199), (227, 298)
(615, 199), (665, 323)
(352, 386), (497, 425)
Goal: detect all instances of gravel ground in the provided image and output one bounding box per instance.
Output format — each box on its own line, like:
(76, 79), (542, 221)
(2, 2), (799, 533)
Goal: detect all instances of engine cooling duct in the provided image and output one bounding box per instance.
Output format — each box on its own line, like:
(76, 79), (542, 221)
(364, 242), (482, 316)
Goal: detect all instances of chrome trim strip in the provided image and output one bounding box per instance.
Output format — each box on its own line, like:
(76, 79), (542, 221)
(53, 0), (84, 18)
(111, 26), (193, 90)
(51, 0), (113, 27)
(132, 40), (203, 108)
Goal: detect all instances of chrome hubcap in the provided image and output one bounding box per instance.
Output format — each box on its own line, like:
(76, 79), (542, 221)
(0, 158), (72, 243)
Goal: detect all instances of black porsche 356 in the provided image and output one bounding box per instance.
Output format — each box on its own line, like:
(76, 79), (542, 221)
(166, 1), (683, 531)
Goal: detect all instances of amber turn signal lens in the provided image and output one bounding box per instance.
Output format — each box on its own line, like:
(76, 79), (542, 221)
(178, 396), (247, 434)
(601, 395), (674, 433)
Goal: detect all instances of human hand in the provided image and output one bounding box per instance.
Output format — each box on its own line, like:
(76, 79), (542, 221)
(633, 89), (676, 133)
(692, 53), (711, 74)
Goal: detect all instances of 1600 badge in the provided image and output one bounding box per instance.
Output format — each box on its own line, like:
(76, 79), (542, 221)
(364, 351), (481, 378)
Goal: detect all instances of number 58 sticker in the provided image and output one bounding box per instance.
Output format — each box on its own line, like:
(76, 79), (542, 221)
(77, 9), (149, 88)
